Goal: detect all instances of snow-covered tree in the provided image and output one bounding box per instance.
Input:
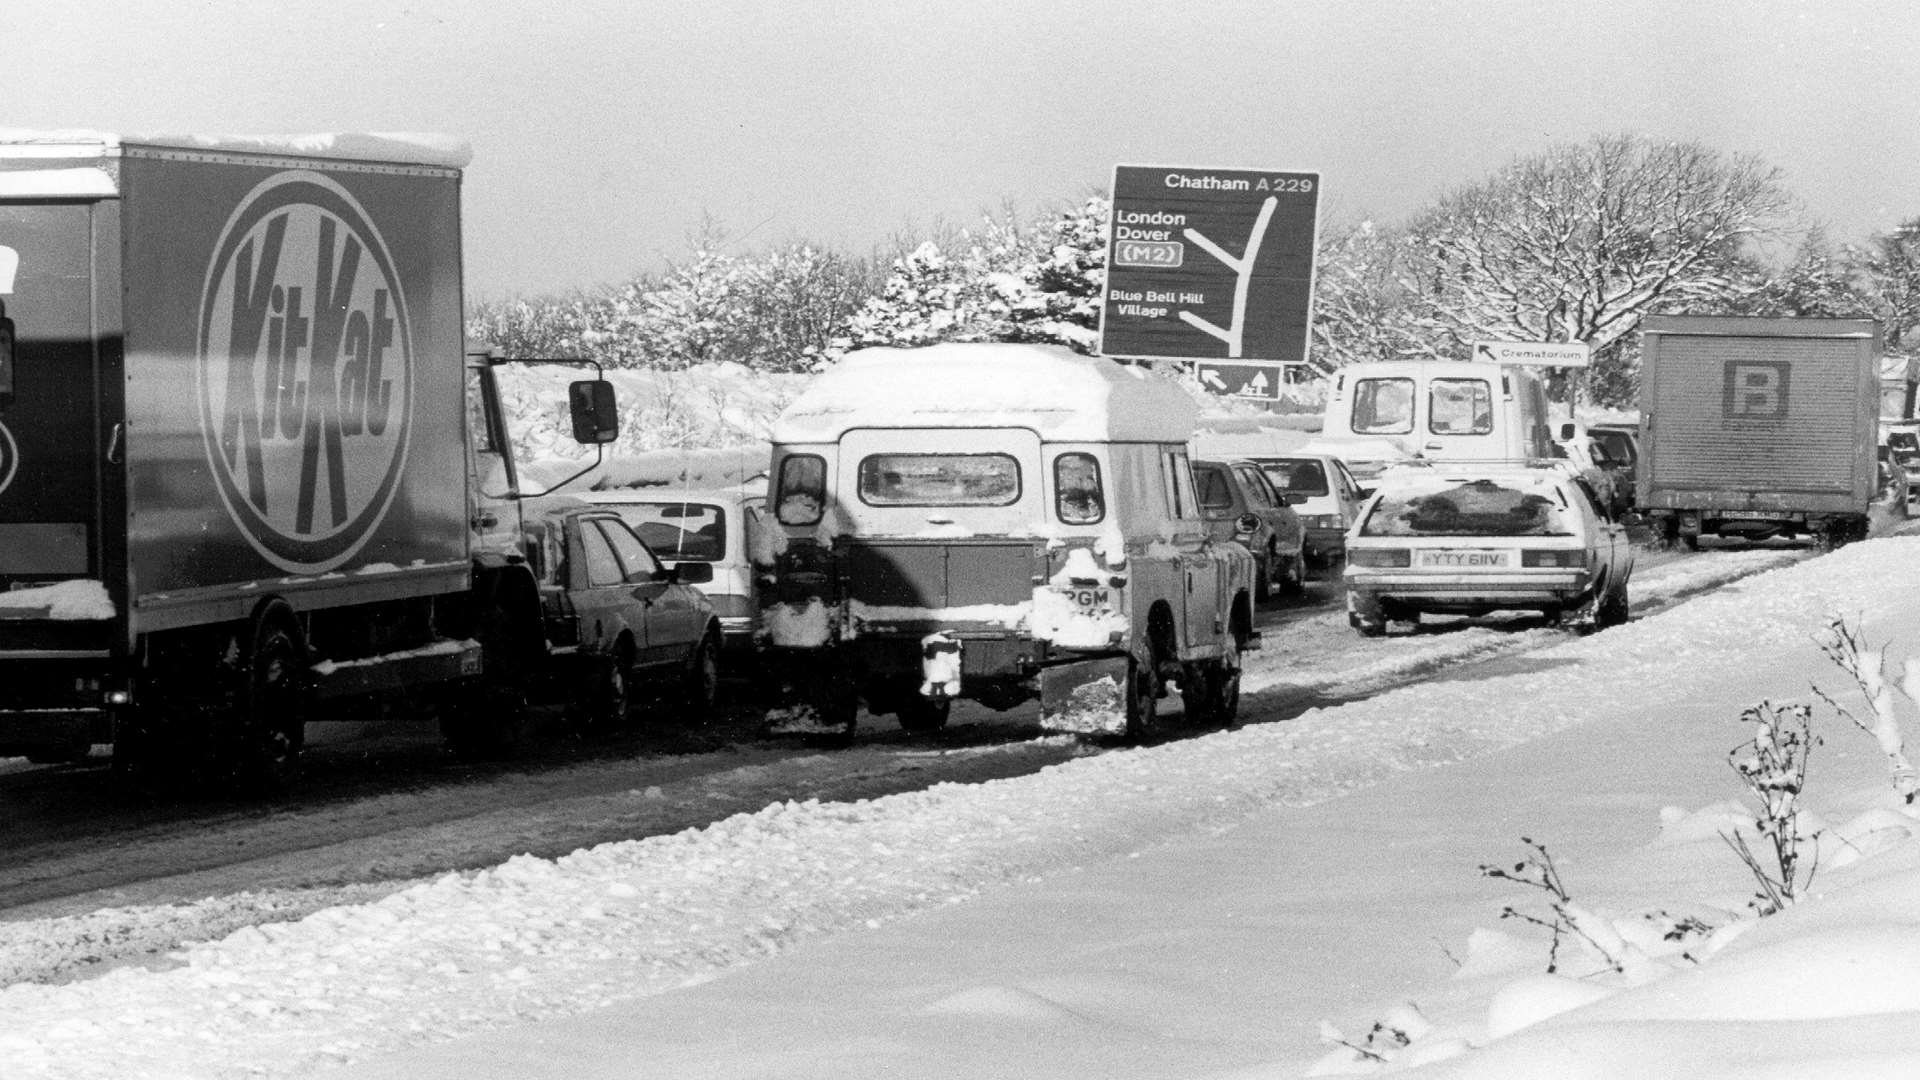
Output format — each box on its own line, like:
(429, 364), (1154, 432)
(1857, 219), (1920, 351)
(1307, 219), (1436, 374)
(1396, 134), (1796, 403)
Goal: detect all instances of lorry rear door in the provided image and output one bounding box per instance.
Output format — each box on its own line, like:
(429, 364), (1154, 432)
(0, 200), (106, 600)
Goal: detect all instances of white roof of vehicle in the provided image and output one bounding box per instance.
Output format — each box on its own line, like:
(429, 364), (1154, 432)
(771, 343), (1198, 443)
(0, 129), (472, 169)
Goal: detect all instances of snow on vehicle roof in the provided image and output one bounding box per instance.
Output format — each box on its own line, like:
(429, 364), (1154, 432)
(771, 343), (1198, 443)
(0, 129), (472, 169)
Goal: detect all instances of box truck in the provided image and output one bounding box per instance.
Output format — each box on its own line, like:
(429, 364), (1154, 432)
(1637, 315), (1879, 549)
(0, 131), (613, 793)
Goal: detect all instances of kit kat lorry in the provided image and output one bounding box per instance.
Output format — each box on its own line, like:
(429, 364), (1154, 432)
(0, 131), (614, 792)
(1637, 316), (1879, 549)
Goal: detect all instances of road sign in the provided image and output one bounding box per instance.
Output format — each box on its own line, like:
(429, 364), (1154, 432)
(1099, 164), (1320, 365)
(1195, 360), (1292, 400)
(1471, 340), (1591, 367)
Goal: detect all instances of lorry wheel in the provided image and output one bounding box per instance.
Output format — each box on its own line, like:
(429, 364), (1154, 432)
(896, 697), (951, 733)
(222, 621), (306, 798)
(681, 633), (721, 717)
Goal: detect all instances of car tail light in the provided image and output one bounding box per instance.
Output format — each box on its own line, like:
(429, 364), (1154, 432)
(1348, 548), (1410, 568)
(1521, 549), (1585, 568)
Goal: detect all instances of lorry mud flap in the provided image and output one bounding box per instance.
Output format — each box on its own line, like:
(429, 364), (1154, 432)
(1036, 655), (1131, 737)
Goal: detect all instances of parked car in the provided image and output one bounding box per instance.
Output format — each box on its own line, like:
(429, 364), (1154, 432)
(1549, 424), (1631, 521)
(1250, 453), (1366, 570)
(585, 485), (768, 660)
(520, 502), (724, 729)
(1877, 444), (1912, 515)
(1192, 458), (1308, 600)
(1880, 420), (1920, 510)
(1587, 423), (1640, 475)
(1343, 464), (1633, 636)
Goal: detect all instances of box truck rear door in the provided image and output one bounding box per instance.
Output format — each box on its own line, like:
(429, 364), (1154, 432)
(0, 202), (102, 585)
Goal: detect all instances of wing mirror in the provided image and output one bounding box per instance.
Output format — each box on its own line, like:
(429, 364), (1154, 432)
(669, 561), (714, 585)
(568, 379), (619, 444)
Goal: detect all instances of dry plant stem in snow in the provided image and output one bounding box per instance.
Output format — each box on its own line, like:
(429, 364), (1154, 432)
(1814, 614), (1920, 803)
(1722, 700), (1820, 916)
(1479, 837), (1623, 975)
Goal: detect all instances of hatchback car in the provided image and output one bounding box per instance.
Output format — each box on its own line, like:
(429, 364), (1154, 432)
(586, 485), (767, 659)
(520, 503), (724, 728)
(1192, 458), (1307, 599)
(1343, 465), (1633, 636)
(1251, 453), (1366, 570)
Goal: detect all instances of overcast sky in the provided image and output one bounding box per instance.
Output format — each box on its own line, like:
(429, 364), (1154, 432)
(8, 0), (1916, 300)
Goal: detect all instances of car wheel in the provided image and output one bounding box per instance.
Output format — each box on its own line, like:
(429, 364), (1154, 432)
(1347, 590), (1386, 637)
(1279, 549), (1307, 597)
(575, 648), (632, 734)
(682, 632), (721, 717)
(896, 696), (951, 733)
(1206, 653), (1241, 727)
(1124, 651), (1160, 742)
(1597, 583), (1630, 628)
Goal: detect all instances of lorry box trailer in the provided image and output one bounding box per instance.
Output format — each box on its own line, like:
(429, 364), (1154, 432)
(1636, 315), (1879, 549)
(0, 131), (610, 792)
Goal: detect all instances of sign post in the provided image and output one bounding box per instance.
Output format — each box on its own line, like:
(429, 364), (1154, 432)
(1470, 340), (1591, 367)
(1099, 164), (1320, 400)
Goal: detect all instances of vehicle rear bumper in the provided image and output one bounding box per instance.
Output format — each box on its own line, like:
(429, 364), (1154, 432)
(1347, 569), (1590, 606)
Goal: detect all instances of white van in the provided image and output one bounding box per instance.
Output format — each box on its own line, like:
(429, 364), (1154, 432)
(1308, 360), (1554, 478)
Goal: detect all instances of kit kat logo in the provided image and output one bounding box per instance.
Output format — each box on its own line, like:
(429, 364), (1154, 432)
(197, 171), (414, 573)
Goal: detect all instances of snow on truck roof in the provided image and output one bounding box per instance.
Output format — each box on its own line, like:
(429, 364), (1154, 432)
(771, 343), (1199, 444)
(0, 129), (472, 169)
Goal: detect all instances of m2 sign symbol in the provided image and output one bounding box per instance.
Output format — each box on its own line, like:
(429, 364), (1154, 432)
(197, 171), (414, 574)
(1723, 360), (1791, 420)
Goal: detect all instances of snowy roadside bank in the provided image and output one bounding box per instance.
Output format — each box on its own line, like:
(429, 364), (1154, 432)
(2, 537), (1910, 1078)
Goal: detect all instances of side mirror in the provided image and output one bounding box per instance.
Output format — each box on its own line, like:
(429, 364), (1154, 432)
(1235, 513), (1262, 534)
(1558, 421), (1577, 441)
(671, 561), (714, 585)
(568, 379), (619, 444)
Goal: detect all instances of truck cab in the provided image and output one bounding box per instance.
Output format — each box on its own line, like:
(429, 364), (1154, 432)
(758, 343), (1255, 741)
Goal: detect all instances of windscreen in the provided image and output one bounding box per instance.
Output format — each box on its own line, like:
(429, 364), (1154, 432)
(1360, 479), (1570, 538)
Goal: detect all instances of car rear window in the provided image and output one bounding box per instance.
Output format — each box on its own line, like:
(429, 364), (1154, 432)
(1360, 479), (1571, 538)
(615, 502), (727, 562)
(1263, 458), (1329, 497)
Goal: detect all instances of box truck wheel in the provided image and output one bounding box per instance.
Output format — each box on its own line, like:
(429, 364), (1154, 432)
(220, 617), (306, 797)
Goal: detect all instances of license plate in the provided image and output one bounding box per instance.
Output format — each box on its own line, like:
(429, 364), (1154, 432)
(1417, 549), (1510, 569)
(1064, 587), (1112, 609)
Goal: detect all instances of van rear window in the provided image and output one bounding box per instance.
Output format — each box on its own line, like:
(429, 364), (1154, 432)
(1429, 378), (1493, 435)
(857, 453), (1021, 507)
(1352, 378), (1414, 434)
(1360, 480), (1571, 538)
